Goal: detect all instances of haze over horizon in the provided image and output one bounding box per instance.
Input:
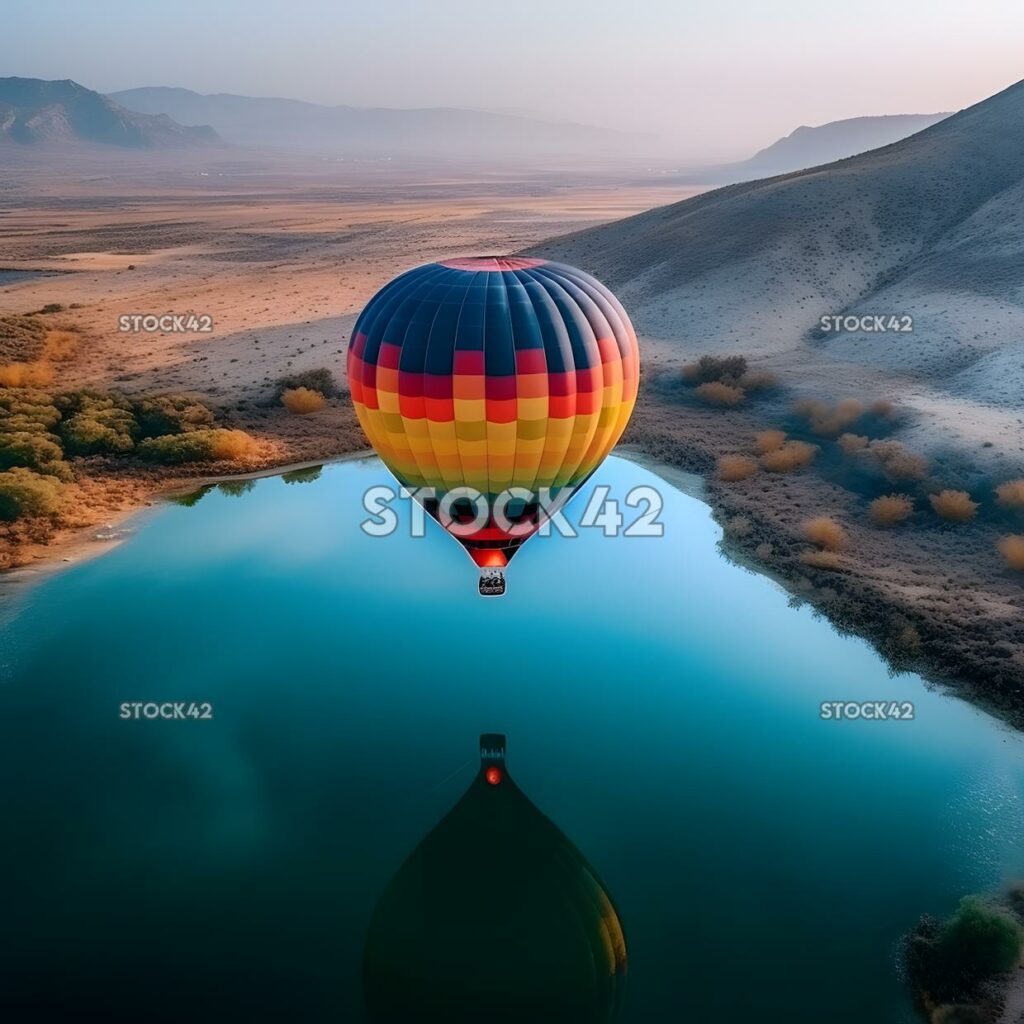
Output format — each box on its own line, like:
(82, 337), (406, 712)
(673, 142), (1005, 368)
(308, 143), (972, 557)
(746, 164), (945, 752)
(3, 0), (1021, 160)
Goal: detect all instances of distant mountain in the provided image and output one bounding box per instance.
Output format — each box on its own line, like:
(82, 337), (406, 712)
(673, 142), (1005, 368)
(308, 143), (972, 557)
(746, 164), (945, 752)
(699, 112), (951, 184)
(0, 78), (219, 148)
(109, 86), (648, 159)
(532, 79), (1024, 414)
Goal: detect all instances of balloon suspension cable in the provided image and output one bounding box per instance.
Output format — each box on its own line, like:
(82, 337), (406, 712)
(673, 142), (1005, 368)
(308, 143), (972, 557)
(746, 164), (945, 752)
(478, 568), (506, 598)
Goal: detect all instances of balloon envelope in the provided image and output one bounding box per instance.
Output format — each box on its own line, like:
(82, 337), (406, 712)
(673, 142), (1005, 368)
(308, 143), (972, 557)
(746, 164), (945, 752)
(347, 257), (639, 568)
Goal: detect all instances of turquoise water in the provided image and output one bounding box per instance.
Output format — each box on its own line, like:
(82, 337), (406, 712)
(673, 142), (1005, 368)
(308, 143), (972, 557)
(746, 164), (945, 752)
(2, 455), (1023, 1022)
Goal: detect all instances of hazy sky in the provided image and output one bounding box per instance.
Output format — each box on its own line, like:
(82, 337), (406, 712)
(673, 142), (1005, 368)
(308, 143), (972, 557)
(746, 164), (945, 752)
(4, 0), (1023, 158)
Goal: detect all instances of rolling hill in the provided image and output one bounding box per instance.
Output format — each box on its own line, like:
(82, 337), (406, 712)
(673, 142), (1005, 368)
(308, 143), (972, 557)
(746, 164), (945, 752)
(109, 86), (649, 159)
(0, 78), (219, 148)
(532, 78), (1024, 455)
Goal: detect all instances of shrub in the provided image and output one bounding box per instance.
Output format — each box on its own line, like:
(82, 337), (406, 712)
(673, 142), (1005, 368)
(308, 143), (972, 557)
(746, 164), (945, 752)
(869, 494), (915, 525)
(868, 440), (929, 482)
(998, 535), (1024, 571)
(0, 430), (70, 478)
(870, 399), (896, 418)
(58, 392), (138, 455)
(937, 897), (1023, 983)
(682, 354), (748, 385)
(996, 480), (1024, 510)
(0, 467), (64, 521)
(217, 479), (255, 497)
(133, 393), (215, 437)
(754, 429), (787, 454)
(0, 362), (54, 387)
(929, 490), (978, 523)
(738, 371), (778, 393)
(281, 386), (326, 414)
(696, 381), (745, 407)
(795, 398), (865, 437)
(274, 368), (339, 400)
(802, 516), (849, 551)
(717, 455), (758, 481)
(760, 440), (817, 473)
(800, 550), (845, 571)
(210, 429), (259, 461)
(838, 433), (869, 454)
(138, 428), (258, 465)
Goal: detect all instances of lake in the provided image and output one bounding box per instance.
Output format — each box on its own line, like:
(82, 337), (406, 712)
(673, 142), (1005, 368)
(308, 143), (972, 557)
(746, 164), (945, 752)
(2, 455), (1023, 1022)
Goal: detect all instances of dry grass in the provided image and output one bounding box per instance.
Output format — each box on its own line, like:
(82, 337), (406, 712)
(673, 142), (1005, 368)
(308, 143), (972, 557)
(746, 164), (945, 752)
(695, 381), (745, 407)
(799, 550), (846, 571)
(0, 362), (54, 387)
(802, 516), (849, 551)
(998, 535), (1024, 570)
(929, 490), (979, 522)
(869, 494), (915, 526)
(754, 429), (787, 454)
(795, 397), (865, 437)
(995, 479), (1024, 510)
(760, 440), (818, 473)
(838, 433), (869, 454)
(210, 429), (260, 462)
(281, 386), (327, 414)
(717, 455), (759, 482)
(0, 325), (80, 388)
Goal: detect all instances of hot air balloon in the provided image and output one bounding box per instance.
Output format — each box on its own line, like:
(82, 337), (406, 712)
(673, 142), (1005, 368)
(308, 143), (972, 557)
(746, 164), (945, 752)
(363, 735), (628, 1023)
(347, 257), (639, 595)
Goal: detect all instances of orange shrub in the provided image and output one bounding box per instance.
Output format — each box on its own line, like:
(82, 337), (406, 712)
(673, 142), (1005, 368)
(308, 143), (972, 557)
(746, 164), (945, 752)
(868, 440), (929, 482)
(738, 371), (778, 393)
(998, 535), (1024, 570)
(869, 494), (914, 525)
(717, 455), (758, 482)
(760, 440), (818, 473)
(281, 386), (327, 414)
(802, 516), (849, 551)
(928, 490), (978, 522)
(210, 429), (259, 462)
(799, 550), (845, 571)
(870, 399), (896, 418)
(0, 362), (54, 387)
(754, 429), (787, 454)
(838, 433), (869, 454)
(996, 480), (1024, 509)
(795, 397), (865, 436)
(695, 381), (745, 407)
(42, 329), (79, 361)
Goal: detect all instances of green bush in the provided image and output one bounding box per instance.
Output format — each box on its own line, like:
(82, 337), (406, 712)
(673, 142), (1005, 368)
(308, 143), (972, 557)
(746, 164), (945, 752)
(938, 897), (1023, 980)
(58, 392), (138, 455)
(281, 465), (322, 485)
(0, 430), (71, 479)
(273, 368), (340, 400)
(133, 393), (215, 438)
(137, 431), (216, 465)
(217, 479), (255, 497)
(0, 467), (64, 521)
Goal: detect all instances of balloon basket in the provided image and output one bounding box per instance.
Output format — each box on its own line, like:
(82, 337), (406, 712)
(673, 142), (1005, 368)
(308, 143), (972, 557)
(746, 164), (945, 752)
(478, 569), (506, 598)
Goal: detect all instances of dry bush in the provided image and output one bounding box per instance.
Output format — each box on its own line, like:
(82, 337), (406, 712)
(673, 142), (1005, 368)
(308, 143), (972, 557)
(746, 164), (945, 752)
(42, 329), (79, 362)
(838, 433), (869, 454)
(795, 397), (865, 437)
(281, 386), (326, 414)
(799, 550), (845, 571)
(695, 381), (745, 407)
(717, 455), (758, 482)
(754, 429), (787, 454)
(755, 542), (774, 561)
(682, 354), (747, 385)
(929, 490), (978, 523)
(0, 362), (54, 387)
(868, 439), (929, 482)
(802, 516), (849, 551)
(760, 440), (817, 473)
(870, 399), (896, 418)
(869, 494), (915, 526)
(738, 371), (778, 393)
(210, 429), (259, 462)
(998, 535), (1024, 570)
(996, 480), (1024, 510)
(274, 368), (340, 400)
